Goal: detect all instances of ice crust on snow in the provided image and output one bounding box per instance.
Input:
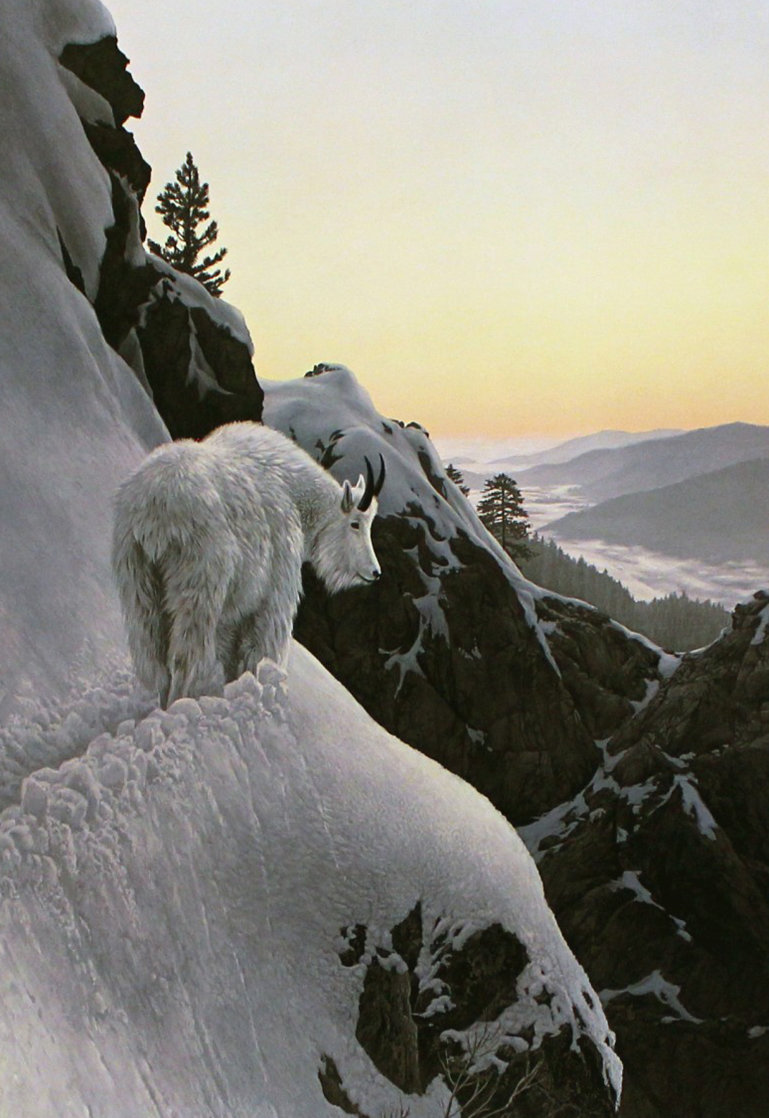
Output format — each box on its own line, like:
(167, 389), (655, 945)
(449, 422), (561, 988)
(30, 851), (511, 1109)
(0, 648), (621, 1115)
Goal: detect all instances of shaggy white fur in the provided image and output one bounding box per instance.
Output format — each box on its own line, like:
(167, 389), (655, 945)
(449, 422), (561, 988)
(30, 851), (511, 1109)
(112, 422), (382, 706)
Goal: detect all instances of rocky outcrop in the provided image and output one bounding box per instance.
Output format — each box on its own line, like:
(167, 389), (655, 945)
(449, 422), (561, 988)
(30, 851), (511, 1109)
(527, 592), (769, 1118)
(295, 520), (607, 825)
(532, 594), (671, 740)
(59, 36), (263, 437)
(325, 904), (616, 1116)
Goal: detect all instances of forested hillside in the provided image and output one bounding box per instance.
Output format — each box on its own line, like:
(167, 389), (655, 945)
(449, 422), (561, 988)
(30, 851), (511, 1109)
(521, 536), (729, 651)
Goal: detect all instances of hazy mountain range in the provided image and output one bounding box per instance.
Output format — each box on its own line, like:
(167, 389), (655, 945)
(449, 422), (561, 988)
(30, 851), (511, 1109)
(521, 421), (769, 503)
(448, 422), (769, 604)
(491, 427), (682, 473)
(545, 456), (769, 565)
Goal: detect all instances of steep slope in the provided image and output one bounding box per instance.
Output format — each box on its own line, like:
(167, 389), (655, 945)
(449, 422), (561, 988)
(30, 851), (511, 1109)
(545, 456), (769, 565)
(519, 422), (769, 502)
(6, 3), (768, 1116)
(262, 366), (670, 825)
(0, 0), (262, 716)
(257, 368), (769, 1116)
(0, 6), (622, 1115)
(0, 649), (620, 1117)
(0, 0), (165, 713)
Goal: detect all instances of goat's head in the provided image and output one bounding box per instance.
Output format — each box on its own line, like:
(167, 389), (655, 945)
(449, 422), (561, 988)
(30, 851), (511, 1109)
(313, 455), (385, 592)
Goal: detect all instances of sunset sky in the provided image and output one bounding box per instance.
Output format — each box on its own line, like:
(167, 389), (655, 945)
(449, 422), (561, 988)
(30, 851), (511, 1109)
(105, 0), (768, 438)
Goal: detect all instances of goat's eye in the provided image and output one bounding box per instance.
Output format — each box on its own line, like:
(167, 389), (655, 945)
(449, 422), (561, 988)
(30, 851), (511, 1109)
(351, 521), (360, 531)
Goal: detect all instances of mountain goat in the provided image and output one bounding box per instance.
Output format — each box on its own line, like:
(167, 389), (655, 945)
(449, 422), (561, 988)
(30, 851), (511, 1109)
(112, 421), (385, 707)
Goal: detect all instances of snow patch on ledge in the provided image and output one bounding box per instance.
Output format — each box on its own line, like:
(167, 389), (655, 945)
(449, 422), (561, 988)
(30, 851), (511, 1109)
(143, 255), (256, 354)
(600, 970), (702, 1025)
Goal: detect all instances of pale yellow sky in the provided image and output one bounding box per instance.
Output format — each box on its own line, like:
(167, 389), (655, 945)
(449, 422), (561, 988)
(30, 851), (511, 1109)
(106, 0), (769, 438)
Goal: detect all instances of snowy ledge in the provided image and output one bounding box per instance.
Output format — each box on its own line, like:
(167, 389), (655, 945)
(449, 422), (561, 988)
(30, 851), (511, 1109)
(0, 646), (620, 1116)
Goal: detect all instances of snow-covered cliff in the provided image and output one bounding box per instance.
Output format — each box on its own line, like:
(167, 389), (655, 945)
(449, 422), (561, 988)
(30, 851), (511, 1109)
(0, 2), (620, 1114)
(0, 0), (165, 714)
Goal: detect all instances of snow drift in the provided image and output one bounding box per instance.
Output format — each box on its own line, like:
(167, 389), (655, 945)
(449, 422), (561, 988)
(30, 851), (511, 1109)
(0, 649), (621, 1116)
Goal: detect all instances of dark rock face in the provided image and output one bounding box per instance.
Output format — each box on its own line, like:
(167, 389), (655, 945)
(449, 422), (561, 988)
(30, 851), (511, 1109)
(295, 519), (656, 826)
(530, 592), (769, 1118)
(534, 594), (664, 740)
(60, 36), (263, 438)
(331, 904), (615, 1115)
(60, 37), (145, 125)
(135, 294), (264, 439)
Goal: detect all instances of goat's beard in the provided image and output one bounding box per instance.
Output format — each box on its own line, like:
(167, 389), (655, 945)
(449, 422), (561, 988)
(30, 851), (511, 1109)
(311, 525), (376, 594)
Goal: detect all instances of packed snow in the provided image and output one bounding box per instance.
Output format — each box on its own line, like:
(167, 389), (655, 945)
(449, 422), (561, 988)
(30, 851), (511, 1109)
(0, 648), (621, 1115)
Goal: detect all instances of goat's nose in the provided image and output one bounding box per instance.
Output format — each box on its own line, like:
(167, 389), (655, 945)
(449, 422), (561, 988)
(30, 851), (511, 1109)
(372, 568), (381, 580)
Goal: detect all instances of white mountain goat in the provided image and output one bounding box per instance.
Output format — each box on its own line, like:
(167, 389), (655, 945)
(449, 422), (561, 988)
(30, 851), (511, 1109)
(112, 421), (385, 706)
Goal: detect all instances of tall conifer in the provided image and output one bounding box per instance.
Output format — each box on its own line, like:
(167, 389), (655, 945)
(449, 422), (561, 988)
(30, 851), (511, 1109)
(477, 473), (532, 560)
(148, 152), (231, 296)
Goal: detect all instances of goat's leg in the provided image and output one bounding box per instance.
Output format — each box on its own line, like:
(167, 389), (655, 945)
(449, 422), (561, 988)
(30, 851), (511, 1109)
(236, 606), (293, 677)
(163, 543), (232, 705)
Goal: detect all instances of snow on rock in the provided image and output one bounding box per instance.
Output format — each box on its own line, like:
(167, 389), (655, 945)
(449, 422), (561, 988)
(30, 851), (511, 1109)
(263, 364), (525, 578)
(0, 0), (167, 715)
(263, 364), (676, 703)
(0, 649), (621, 1116)
(599, 970), (703, 1026)
(143, 256), (255, 356)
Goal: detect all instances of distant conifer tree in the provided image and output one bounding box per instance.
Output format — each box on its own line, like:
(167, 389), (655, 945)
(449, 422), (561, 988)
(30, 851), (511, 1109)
(147, 151), (231, 297)
(446, 463), (470, 496)
(477, 473), (532, 560)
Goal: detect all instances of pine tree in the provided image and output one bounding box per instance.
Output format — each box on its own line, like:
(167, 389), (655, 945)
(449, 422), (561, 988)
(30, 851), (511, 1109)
(477, 473), (532, 560)
(446, 463), (470, 496)
(147, 151), (231, 296)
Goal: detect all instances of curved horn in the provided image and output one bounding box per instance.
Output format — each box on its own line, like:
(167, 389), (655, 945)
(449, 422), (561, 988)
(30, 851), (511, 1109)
(357, 454), (386, 511)
(357, 457), (377, 512)
(373, 453), (386, 497)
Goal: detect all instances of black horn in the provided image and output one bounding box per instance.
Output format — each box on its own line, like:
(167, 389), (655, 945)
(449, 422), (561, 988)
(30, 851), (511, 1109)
(357, 454), (386, 511)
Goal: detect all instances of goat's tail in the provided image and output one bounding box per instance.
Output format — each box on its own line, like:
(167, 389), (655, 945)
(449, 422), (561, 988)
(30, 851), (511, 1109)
(111, 443), (234, 705)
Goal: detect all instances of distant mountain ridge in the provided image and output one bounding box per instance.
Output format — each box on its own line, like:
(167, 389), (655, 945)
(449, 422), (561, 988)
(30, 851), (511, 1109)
(491, 427), (682, 472)
(545, 455), (769, 564)
(446, 428), (682, 492)
(520, 421), (769, 502)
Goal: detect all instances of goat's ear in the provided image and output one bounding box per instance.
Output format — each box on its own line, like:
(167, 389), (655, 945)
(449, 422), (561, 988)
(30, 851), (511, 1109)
(341, 479), (354, 512)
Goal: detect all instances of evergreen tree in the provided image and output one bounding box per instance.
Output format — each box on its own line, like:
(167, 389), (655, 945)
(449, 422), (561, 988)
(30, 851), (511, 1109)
(477, 473), (532, 560)
(446, 463), (470, 496)
(147, 151), (231, 296)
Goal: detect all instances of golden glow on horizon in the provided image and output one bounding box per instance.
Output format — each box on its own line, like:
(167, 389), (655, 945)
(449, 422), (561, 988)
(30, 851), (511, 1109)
(108, 0), (769, 438)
